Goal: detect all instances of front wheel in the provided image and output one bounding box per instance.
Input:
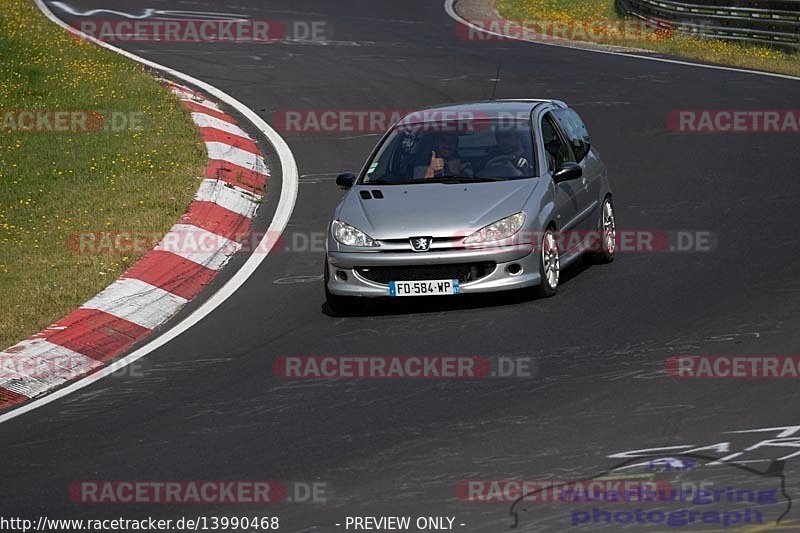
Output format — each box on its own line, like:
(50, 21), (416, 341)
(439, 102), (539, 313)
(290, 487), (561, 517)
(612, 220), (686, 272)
(535, 228), (560, 298)
(325, 287), (364, 315)
(589, 196), (616, 264)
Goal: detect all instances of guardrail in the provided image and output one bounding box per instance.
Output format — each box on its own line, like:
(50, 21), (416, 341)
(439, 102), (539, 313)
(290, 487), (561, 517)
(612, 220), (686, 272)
(615, 0), (800, 48)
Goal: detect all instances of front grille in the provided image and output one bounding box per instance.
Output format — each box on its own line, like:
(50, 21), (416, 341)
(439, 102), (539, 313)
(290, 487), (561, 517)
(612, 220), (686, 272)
(378, 237), (464, 252)
(355, 262), (496, 284)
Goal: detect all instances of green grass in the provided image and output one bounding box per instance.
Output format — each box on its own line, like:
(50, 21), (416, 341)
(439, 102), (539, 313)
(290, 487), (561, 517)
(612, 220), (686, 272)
(0, 0), (206, 349)
(496, 0), (800, 77)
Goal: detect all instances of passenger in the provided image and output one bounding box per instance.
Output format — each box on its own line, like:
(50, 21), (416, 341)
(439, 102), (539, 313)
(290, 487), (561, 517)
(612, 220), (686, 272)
(422, 133), (473, 178)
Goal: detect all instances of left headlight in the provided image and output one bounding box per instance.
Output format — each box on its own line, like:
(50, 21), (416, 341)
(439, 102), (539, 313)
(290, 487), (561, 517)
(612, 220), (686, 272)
(332, 220), (380, 247)
(463, 212), (526, 245)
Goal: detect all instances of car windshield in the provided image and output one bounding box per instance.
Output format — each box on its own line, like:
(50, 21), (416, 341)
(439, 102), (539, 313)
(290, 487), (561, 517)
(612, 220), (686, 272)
(361, 117), (538, 184)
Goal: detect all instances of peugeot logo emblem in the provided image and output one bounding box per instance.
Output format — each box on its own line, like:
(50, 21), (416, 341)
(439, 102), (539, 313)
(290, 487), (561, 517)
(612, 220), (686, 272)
(410, 236), (432, 252)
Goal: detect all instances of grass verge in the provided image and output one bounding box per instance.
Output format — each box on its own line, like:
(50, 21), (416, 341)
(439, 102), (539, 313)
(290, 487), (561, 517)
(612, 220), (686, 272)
(0, 0), (206, 349)
(496, 0), (800, 77)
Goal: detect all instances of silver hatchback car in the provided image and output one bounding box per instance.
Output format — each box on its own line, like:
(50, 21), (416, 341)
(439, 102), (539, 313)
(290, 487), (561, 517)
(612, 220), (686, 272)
(324, 100), (615, 312)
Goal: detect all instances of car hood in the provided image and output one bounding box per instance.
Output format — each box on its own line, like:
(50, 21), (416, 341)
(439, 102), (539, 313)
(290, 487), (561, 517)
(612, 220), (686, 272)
(336, 179), (538, 240)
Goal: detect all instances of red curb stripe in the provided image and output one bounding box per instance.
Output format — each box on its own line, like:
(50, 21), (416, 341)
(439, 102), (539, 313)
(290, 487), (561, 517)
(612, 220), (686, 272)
(200, 127), (261, 156)
(206, 160), (269, 194)
(181, 201), (253, 242)
(0, 388), (28, 405)
(183, 101), (237, 124)
(121, 250), (219, 301)
(39, 309), (151, 363)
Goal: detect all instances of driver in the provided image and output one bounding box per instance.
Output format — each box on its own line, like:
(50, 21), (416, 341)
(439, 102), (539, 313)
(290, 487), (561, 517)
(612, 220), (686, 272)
(484, 130), (532, 175)
(422, 133), (473, 178)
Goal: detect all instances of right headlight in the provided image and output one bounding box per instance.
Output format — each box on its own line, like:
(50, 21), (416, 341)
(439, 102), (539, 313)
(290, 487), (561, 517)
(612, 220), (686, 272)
(332, 220), (380, 247)
(463, 212), (526, 245)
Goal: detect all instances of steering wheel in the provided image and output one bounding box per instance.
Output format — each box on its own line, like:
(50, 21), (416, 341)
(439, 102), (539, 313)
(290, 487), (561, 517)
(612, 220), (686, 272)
(485, 153), (515, 167)
(478, 156), (524, 178)
(482, 154), (529, 175)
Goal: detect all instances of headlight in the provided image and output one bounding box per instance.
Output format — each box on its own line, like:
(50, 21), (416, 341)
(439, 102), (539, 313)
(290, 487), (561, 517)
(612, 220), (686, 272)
(463, 212), (526, 245)
(332, 220), (380, 247)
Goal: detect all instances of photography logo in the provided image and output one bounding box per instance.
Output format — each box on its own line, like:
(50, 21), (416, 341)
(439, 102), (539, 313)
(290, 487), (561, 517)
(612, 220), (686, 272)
(508, 452), (792, 529)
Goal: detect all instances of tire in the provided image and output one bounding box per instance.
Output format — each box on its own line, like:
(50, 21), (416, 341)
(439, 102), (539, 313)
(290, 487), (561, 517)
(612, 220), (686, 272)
(324, 257), (364, 314)
(535, 227), (560, 298)
(589, 196), (616, 264)
(325, 287), (363, 315)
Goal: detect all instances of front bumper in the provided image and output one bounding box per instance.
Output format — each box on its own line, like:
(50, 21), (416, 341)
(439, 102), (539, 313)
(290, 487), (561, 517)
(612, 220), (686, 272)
(326, 244), (539, 297)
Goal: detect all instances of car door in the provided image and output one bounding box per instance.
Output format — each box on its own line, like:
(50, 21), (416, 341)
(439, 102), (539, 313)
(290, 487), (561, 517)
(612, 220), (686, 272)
(551, 107), (600, 230)
(540, 112), (582, 238)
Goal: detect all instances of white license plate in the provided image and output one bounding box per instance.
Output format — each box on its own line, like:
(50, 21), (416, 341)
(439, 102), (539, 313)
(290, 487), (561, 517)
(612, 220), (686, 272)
(389, 279), (460, 297)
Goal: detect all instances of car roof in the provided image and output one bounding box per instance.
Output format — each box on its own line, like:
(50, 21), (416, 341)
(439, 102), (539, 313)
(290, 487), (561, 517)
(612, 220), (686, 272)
(400, 99), (566, 124)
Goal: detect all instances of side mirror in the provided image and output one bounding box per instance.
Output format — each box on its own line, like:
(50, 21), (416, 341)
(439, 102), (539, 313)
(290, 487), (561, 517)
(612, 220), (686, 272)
(553, 162), (582, 183)
(336, 172), (356, 189)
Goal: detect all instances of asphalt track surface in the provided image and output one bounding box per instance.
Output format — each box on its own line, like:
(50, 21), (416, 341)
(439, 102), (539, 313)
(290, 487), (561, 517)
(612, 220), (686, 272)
(3, 1), (800, 531)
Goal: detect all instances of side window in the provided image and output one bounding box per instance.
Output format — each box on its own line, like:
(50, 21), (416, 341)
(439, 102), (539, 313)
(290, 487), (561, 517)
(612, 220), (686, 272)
(552, 108), (590, 162)
(541, 113), (574, 172)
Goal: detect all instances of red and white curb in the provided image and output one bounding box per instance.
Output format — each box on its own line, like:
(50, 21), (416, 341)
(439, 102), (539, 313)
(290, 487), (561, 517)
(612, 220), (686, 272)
(0, 81), (270, 408)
